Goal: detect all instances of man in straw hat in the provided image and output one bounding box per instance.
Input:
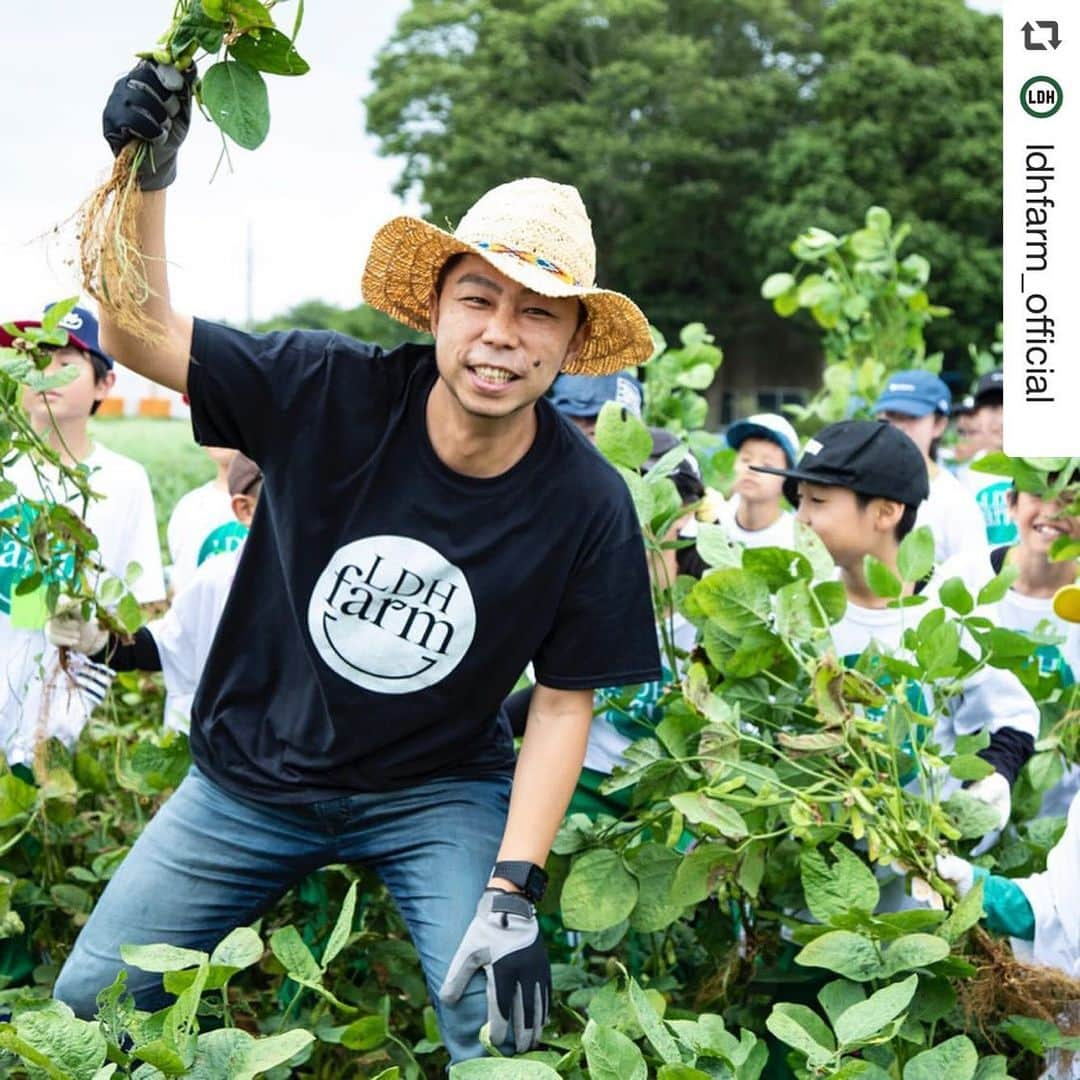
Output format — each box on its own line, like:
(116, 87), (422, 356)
(53, 61), (662, 1062)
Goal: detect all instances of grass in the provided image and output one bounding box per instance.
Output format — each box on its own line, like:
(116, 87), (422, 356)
(89, 418), (215, 554)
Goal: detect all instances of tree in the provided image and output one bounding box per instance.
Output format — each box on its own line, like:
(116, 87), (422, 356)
(254, 300), (430, 348)
(365, 0), (1002, 377)
(744, 0), (1002, 359)
(365, 0), (826, 333)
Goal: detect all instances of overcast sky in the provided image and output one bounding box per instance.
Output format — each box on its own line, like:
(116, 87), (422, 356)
(1, 1), (1002, 329)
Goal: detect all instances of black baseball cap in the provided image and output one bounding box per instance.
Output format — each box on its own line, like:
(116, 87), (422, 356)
(973, 369), (1003, 406)
(751, 419), (929, 507)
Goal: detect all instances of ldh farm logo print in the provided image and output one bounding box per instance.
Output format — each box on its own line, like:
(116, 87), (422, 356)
(307, 536), (476, 694)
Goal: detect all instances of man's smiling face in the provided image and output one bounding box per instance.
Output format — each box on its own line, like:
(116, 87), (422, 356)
(429, 254), (587, 421)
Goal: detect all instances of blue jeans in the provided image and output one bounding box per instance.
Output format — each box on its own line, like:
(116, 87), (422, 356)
(54, 766), (512, 1063)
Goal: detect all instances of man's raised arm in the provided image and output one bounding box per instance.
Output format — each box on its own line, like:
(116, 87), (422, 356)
(98, 62), (197, 394)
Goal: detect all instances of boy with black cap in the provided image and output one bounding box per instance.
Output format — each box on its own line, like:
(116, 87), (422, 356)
(753, 420), (1038, 842)
(873, 369), (987, 563)
(0, 303), (166, 767)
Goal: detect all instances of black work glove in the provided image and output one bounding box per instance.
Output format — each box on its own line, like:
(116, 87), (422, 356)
(102, 60), (196, 190)
(439, 889), (551, 1053)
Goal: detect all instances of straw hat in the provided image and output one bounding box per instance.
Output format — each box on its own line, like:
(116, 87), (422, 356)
(361, 177), (654, 375)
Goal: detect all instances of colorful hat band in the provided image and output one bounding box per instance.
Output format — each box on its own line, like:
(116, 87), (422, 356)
(473, 241), (580, 286)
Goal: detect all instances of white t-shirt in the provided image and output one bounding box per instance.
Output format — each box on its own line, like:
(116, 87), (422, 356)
(0, 443), (165, 765)
(957, 454), (1019, 546)
(166, 481), (240, 595)
(717, 495), (796, 550)
(150, 544), (241, 732)
(917, 467), (990, 565)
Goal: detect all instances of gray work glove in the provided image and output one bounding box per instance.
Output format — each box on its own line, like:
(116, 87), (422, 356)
(102, 60), (196, 189)
(439, 889), (550, 1053)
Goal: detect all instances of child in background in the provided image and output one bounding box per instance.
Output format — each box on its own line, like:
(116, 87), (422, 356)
(718, 413), (798, 549)
(873, 370), (987, 564)
(166, 446), (242, 594)
(548, 370), (643, 438)
(941, 458), (1080, 819)
(0, 303), (165, 766)
(958, 370), (1017, 545)
(753, 420), (1039, 845)
(47, 454), (260, 733)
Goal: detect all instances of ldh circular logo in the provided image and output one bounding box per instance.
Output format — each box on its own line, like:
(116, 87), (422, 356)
(307, 536), (476, 694)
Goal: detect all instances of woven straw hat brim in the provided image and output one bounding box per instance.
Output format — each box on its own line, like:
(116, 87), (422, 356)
(361, 216), (654, 376)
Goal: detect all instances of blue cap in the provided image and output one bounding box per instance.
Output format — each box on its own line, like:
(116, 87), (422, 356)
(725, 413), (800, 467)
(1, 303), (115, 370)
(873, 370), (950, 417)
(549, 372), (642, 419)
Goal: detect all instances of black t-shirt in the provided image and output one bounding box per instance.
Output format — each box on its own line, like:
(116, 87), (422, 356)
(186, 319), (661, 801)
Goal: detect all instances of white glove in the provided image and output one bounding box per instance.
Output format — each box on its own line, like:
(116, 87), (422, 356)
(45, 596), (108, 656)
(935, 854), (975, 899)
(967, 771), (1011, 831)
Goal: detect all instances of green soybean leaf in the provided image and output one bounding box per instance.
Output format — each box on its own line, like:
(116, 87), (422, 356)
(269, 924), (321, 982)
(626, 843), (684, 932)
(561, 849), (638, 931)
(938, 576), (974, 615)
(761, 273), (796, 300)
(944, 792), (1002, 839)
(693, 568), (771, 635)
(628, 976), (682, 1065)
(322, 880), (358, 968)
(119, 942), (208, 972)
(340, 1015), (389, 1051)
(864, 556), (901, 600)
(817, 979), (865, 1028)
(972, 1058), (1011, 1080)
(694, 522), (743, 570)
(658, 1067), (712, 1080)
(977, 565), (1019, 605)
(209, 926), (263, 972)
(801, 845), (880, 923)
(229, 28), (310, 75)
(902, 1035), (978, 1080)
(765, 1003), (834, 1067)
(451, 1063), (560, 1079)
(834, 974), (917, 1047)
(201, 61), (271, 150)
(669, 791), (748, 840)
(581, 1020), (647, 1080)
(795, 931), (882, 982)
(879, 934), (950, 977)
(596, 400), (652, 469)
(897, 527), (935, 584)
(948, 754), (995, 782)
(813, 580), (847, 623)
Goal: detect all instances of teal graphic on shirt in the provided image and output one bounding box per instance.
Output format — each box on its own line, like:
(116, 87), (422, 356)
(977, 481), (1019, 545)
(1033, 643), (1074, 687)
(195, 521), (249, 568)
(596, 664), (673, 742)
(0, 502), (76, 617)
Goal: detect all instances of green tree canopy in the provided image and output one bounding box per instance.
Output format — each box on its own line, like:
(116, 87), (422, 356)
(254, 299), (430, 348)
(365, 0), (1001, 372)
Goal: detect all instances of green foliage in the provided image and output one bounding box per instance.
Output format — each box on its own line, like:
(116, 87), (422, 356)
(366, 0), (1002, 365)
(253, 300), (431, 351)
(763, 206), (951, 432)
